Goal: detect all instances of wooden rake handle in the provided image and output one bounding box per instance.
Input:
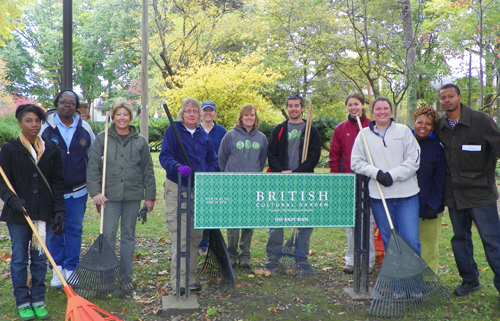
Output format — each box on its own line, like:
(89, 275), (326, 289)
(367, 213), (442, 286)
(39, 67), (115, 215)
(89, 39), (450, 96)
(301, 102), (314, 163)
(0, 165), (68, 287)
(355, 116), (395, 230)
(99, 111), (110, 234)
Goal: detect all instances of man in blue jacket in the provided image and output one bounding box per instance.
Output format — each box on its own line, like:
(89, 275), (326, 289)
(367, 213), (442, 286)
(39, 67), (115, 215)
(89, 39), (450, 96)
(41, 90), (95, 288)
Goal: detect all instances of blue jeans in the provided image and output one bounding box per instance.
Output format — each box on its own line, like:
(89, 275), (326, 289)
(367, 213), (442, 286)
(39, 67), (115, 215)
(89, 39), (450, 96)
(449, 202), (500, 292)
(48, 194), (87, 271)
(7, 222), (49, 308)
(370, 194), (421, 255)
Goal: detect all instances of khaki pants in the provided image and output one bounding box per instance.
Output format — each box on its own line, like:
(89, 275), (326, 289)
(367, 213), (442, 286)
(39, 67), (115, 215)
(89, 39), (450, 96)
(419, 213), (443, 274)
(164, 179), (203, 289)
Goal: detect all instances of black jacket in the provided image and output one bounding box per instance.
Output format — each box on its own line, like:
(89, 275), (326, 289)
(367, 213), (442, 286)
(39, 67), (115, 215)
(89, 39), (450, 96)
(436, 103), (500, 209)
(267, 119), (321, 173)
(0, 138), (65, 224)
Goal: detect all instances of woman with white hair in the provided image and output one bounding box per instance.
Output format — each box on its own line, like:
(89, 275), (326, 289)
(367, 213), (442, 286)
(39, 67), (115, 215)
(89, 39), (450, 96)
(159, 97), (219, 295)
(87, 98), (156, 281)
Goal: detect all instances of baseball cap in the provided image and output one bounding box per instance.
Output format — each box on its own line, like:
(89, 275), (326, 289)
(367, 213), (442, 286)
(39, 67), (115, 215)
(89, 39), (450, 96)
(201, 100), (216, 111)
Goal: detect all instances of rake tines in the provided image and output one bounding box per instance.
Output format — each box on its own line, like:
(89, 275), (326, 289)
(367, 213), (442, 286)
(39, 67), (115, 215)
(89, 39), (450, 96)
(369, 232), (449, 317)
(67, 235), (134, 299)
(276, 229), (313, 278)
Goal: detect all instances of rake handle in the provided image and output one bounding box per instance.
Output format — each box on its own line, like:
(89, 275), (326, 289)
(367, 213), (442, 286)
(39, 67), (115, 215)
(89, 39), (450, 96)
(301, 103), (314, 163)
(355, 116), (394, 230)
(0, 165), (68, 287)
(99, 111), (110, 234)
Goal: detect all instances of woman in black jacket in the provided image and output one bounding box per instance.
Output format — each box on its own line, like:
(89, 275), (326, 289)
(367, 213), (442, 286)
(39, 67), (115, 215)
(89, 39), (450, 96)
(0, 104), (65, 320)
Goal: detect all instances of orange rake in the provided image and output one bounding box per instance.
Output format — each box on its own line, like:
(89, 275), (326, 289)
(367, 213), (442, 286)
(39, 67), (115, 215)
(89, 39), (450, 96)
(0, 165), (122, 321)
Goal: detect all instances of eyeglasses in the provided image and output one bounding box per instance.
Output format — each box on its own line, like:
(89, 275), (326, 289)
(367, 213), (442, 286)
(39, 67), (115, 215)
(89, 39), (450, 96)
(59, 100), (77, 107)
(184, 110), (199, 115)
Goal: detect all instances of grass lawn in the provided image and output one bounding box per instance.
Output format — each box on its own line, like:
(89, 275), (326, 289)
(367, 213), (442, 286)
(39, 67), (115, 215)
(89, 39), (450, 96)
(0, 152), (499, 320)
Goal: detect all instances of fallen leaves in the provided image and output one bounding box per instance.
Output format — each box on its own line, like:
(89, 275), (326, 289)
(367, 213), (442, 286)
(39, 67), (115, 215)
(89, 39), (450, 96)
(254, 269), (271, 277)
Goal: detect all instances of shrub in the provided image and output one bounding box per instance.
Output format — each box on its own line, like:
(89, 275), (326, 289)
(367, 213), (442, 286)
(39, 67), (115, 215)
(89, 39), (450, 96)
(0, 116), (20, 146)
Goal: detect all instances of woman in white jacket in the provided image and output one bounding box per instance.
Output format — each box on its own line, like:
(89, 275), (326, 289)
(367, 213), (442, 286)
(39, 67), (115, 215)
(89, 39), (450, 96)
(351, 97), (421, 254)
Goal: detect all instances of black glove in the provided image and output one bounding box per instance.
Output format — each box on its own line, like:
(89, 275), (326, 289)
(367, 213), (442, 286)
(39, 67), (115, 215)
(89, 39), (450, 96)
(376, 170), (393, 187)
(7, 196), (28, 215)
(423, 206), (440, 220)
(52, 211), (65, 235)
(138, 205), (148, 224)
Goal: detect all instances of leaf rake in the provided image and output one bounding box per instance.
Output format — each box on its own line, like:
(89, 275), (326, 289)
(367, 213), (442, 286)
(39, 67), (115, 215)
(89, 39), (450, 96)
(276, 228), (313, 278)
(67, 111), (133, 299)
(355, 116), (449, 317)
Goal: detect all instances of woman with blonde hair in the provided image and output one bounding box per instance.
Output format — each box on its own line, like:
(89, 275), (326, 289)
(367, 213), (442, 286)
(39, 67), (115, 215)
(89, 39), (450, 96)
(87, 98), (156, 281)
(218, 104), (268, 268)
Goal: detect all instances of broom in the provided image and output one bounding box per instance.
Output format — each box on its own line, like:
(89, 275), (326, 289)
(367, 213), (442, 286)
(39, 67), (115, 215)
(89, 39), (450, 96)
(0, 166), (122, 321)
(355, 116), (449, 317)
(67, 112), (134, 299)
(276, 102), (314, 278)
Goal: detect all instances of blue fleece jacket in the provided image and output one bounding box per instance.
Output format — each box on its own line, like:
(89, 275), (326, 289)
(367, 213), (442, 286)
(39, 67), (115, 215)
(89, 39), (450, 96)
(159, 121), (219, 186)
(413, 131), (446, 217)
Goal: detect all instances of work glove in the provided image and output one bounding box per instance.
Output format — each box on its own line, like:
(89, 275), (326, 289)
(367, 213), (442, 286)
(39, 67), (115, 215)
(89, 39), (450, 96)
(376, 170), (393, 187)
(423, 206), (440, 221)
(177, 165), (192, 177)
(52, 211), (65, 235)
(7, 196), (28, 215)
(137, 205), (148, 224)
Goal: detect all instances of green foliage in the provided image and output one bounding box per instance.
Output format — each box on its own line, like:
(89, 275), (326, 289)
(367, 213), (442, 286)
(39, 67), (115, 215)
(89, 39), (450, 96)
(258, 120), (275, 141)
(312, 115), (341, 151)
(135, 117), (171, 152)
(162, 52), (284, 129)
(86, 120), (105, 136)
(0, 115), (19, 146)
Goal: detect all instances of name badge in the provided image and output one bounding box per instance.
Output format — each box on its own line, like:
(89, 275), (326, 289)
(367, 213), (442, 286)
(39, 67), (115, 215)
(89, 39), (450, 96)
(462, 145), (481, 151)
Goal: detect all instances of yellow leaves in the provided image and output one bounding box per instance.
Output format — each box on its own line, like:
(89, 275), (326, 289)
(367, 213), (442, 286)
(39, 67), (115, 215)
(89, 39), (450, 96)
(161, 52), (284, 128)
(254, 269), (272, 277)
(322, 267), (332, 271)
(267, 306), (277, 313)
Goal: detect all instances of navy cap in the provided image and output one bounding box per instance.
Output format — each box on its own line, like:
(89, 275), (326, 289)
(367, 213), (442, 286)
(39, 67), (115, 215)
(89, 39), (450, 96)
(201, 100), (216, 111)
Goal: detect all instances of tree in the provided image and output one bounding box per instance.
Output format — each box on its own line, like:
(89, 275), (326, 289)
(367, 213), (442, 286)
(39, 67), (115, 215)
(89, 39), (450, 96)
(162, 52), (283, 128)
(0, 0), (30, 47)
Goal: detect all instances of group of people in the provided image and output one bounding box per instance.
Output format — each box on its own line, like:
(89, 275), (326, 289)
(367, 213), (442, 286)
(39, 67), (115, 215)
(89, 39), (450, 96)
(0, 91), (156, 320)
(1, 83), (500, 319)
(343, 84), (500, 302)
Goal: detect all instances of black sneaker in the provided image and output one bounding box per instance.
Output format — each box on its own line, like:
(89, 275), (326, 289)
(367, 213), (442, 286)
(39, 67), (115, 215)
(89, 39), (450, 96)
(189, 283), (202, 292)
(454, 279), (480, 296)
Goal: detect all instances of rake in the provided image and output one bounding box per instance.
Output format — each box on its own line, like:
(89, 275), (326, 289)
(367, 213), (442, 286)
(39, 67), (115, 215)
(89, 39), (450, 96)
(67, 111), (133, 299)
(202, 229), (236, 292)
(276, 102), (314, 278)
(355, 116), (449, 317)
(0, 165), (122, 321)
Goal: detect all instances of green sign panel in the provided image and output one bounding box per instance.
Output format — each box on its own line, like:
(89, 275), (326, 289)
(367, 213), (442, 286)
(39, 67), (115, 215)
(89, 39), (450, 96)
(194, 173), (356, 229)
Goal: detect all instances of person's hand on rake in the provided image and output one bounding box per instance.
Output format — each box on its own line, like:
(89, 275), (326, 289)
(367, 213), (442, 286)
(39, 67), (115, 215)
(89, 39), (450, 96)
(8, 196), (28, 216)
(376, 170), (393, 187)
(177, 165), (192, 177)
(92, 193), (108, 208)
